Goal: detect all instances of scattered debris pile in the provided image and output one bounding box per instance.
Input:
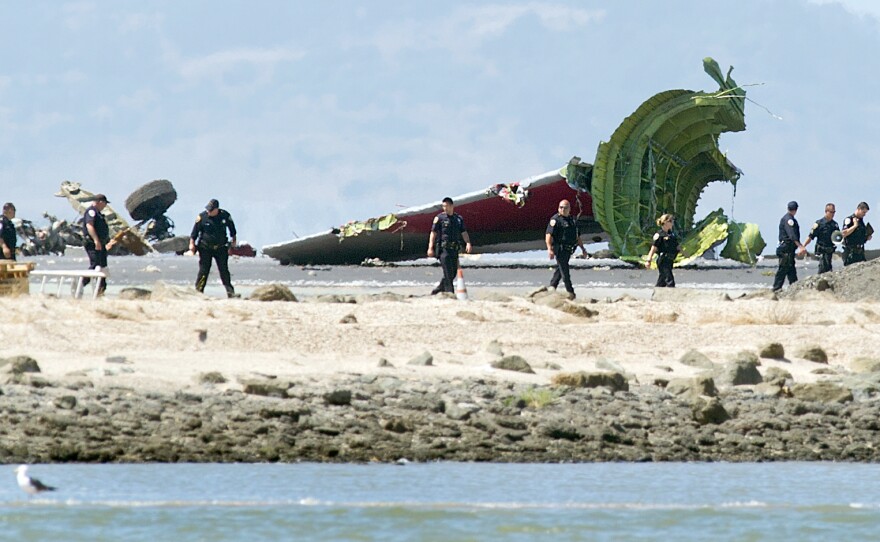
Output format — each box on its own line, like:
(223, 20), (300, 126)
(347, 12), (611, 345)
(782, 259), (880, 301)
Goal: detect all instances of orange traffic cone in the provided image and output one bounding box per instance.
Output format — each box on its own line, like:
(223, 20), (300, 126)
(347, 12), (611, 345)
(455, 268), (468, 301)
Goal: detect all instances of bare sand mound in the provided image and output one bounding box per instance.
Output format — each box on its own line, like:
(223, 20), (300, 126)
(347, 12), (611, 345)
(783, 259), (880, 301)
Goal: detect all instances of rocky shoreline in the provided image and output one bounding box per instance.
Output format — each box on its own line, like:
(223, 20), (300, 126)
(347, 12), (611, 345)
(3, 356), (879, 463)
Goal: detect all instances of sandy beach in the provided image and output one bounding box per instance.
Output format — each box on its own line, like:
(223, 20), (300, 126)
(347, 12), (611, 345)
(1, 256), (880, 463)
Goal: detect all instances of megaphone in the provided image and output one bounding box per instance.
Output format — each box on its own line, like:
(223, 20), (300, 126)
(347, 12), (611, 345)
(831, 230), (843, 245)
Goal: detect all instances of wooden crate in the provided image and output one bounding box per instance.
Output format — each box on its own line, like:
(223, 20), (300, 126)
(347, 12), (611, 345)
(0, 260), (35, 279)
(0, 260), (34, 296)
(0, 276), (28, 296)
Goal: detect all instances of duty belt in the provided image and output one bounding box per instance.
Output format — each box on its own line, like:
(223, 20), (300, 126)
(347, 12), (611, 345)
(442, 241), (461, 250)
(845, 245), (865, 252)
(556, 244), (576, 252)
(199, 242), (228, 251)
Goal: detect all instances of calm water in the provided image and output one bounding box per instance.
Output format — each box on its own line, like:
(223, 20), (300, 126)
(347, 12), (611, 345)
(1, 463), (878, 541)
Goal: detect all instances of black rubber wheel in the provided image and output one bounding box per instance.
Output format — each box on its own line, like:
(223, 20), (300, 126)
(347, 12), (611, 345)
(125, 180), (177, 221)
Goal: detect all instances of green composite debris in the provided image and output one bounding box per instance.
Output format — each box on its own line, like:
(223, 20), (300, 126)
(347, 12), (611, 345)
(590, 57), (763, 265)
(338, 213), (400, 240)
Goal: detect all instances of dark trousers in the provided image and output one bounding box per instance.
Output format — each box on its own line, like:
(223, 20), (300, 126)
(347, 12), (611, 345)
(656, 256), (675, 287)
(816, 246), (833, 274)
(433, 248), (460, 294)
(83, 245), (108, 293)
(773, 249), (797, 291)
(550, 247), (574, 293)
(843, 247), (866, 267)
(196, 243), (234, 295)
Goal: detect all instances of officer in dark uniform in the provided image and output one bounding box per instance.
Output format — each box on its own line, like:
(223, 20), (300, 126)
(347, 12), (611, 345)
(645, 213), (680, 287)
(427, 197), (472, 295)
(772, 201), (806, 292)
(545, 199), (587, 299)
(802, 203), (839, 274)
(841, 201), (872, 266)
(0, 202), (16, 261)
(82, 194), (116, 295)
(189, 198), (239, 298)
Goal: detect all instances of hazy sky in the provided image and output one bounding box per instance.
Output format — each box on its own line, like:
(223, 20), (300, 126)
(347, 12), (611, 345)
(1, 0), (877, 251)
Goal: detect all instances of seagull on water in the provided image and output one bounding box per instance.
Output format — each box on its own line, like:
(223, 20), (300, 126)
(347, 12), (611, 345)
(15, 465), (57, 496)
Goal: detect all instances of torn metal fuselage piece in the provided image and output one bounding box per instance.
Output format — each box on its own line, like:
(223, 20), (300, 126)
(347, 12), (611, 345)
(263, 57), (764, 266)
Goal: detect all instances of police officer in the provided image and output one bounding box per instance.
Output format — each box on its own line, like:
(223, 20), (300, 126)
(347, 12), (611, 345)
(0, 202), (16, 261)
(841, 201), (872, 266)
(772, 201), (806, 292)
(802, 203), (839, 274)
(82, 194), (117, 295)
(645, 213), (680, 287)
(189, 198), (239, 298)
(545, 199), (587, 299)
(427, 197), (472, 295)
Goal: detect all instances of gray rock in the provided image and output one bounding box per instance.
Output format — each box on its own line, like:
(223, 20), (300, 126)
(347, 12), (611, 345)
(324, 389), (352, 406)
(445, 402), (480, 420)
(692, 397), (731, 425)
(491, 355), (535, 374)
(666, 376), (718, 398)
(798, 345), (828, 364)
(811, 367), (837, 375)
(679, 349), (715, 369)
(559, 302), (598, 318)
(1, 355), (41, 374)
(763, 367), (792, 387)
(754, 382), (784, 397)
(484, 341), (504, 357)
(240, 379), (293, 398)
(759, 342), (786, 360)
(119, 287), (152, 300)
(850, 357), (880, 374)
(105, 356), (130, 364)
(728, 350), (761, 366)
(544, 362), (562, 370)
(550, 371), (629, 392)
(377, 358), (394, 368)
(315, 294), (356, 304)
(714, 359), (763, 386)
(53, 395), (77, 409)
(789, 382), (853, 403)
(407, 351), (433, 366)
(249, 284), (298, 302)
(339, 313), (358, 324)
(199, 371), (227, 384)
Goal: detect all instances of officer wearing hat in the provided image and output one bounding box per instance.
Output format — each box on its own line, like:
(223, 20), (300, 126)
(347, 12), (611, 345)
(189, 198), (239, 298)
(772, 201), (806, 292)
(841, 201), (872, 266)
(82, 194), (117, 295)
(802, 203), (839, 274)
(545, 199), (587, 298)
(0, 202), (17, 260)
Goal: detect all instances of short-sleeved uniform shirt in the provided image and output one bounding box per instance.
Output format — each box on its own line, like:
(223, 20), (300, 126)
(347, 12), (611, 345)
(842, 214), (868, 247)
(83, 205), (110, 247)
(191, 209), (237, 246)
(546, 213), (579, 246)
(652, 229), (679, 257)
(778, 212), (800, 245)
(432, 212), (467, 245)
(807, 217), (839, 247)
